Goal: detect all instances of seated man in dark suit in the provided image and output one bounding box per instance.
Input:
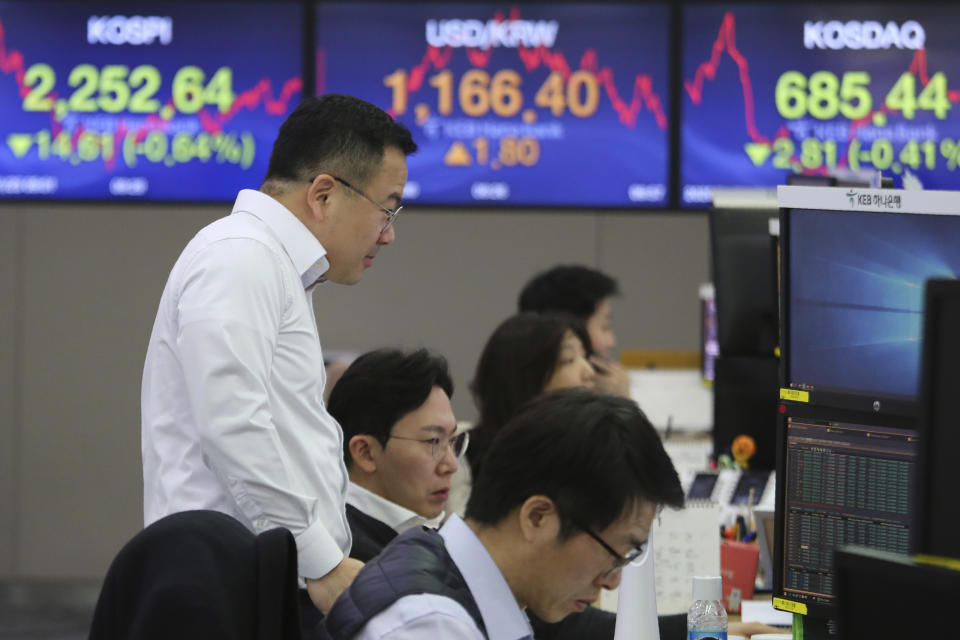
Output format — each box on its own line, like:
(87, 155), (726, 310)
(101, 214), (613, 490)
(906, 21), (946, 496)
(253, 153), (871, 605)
(324, 389), (686, 639)
(326, 348), (467, 563)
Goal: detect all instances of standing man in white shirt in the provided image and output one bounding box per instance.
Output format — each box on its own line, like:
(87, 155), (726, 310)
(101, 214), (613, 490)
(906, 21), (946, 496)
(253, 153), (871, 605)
(324, 390), (686, 640)
(140, 94), (417, 630)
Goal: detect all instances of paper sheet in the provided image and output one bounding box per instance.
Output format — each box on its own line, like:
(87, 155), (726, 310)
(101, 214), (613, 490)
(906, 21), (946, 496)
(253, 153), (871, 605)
(651, 502), (723, 614)
(740, 599), (793, 626)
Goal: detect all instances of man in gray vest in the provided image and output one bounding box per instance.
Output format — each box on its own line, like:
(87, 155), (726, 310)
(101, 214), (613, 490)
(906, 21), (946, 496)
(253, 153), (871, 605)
(324, 389), (685, 640)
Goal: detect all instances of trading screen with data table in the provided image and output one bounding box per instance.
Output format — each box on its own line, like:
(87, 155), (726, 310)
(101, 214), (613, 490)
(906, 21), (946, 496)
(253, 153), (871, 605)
(779, 415), (917, 609)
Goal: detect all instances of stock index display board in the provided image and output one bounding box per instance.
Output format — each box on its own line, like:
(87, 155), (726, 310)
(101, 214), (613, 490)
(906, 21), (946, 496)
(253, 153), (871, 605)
(0, 2), (303, 201)
(316, 2), (670, 207)
(682, 5), (960, 207)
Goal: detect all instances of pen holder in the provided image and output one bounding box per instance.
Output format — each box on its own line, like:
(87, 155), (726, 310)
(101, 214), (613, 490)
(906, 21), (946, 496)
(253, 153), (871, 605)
(720, 539), (759, 614)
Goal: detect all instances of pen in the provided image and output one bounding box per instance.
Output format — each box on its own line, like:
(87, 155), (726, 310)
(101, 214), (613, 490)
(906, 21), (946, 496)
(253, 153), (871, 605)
(736, 515), (747, 542)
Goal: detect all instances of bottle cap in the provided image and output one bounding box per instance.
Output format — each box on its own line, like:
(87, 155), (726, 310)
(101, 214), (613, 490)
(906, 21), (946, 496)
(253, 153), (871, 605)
(692, 575), (723, 601)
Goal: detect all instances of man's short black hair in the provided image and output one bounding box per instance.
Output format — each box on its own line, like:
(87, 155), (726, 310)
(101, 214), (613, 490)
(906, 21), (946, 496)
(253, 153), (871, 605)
(327, 348), (454, 467)
(467, 313), (592, 479)
(466, 390), (684, 537)
(518, 265), (620, 320)
(262, 94), (417, 191)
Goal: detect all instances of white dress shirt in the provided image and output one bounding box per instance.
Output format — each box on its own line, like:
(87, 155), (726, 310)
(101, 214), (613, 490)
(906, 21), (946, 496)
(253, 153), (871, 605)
(142, 189), (350, 580)
(346, 482), (443, 534)
(353, 514), (534, 640)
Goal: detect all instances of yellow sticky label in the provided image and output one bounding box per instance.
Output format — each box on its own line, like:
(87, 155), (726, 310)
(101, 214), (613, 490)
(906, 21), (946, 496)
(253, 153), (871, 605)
(914, 554), (960, 572)
(773, 597), (808, 615)
(779, 388), (810, 403)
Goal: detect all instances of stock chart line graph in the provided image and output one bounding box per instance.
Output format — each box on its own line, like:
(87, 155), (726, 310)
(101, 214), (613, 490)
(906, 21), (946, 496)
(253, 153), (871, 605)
(685, 12), (768, 143)
(683, 10), (960, 181)
(328, 6), (668, 131)
(0, 17), (301, 171)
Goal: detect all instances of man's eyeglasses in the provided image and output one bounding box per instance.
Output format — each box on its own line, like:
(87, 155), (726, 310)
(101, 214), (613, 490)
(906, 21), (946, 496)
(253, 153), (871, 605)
(576, 523), (647, 577)
(389, 431), (469, 462)
(308, 174), (402, 234)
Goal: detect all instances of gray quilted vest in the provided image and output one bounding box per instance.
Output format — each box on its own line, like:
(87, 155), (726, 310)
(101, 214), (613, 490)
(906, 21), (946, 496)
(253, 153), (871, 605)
(324, 526), (488, 639)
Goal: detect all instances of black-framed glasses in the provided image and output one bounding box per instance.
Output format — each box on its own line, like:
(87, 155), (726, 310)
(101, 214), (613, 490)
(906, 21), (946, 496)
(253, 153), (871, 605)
(577, 523), (647, 576)
(388, 431), (469, 462)
(335, 176), (403, 233)
(306, 175), (403, 233)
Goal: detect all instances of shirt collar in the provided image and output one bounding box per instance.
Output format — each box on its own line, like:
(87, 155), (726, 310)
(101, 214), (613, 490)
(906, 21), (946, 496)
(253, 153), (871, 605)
(231, 189), (329, 289)
(440, 514), (534, 640)
(347, 482), (444, 534)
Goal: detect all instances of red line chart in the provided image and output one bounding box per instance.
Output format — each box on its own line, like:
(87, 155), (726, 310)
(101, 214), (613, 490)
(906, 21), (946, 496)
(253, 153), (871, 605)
(369, 6), (668, 130)
(684, 11), (960, 172)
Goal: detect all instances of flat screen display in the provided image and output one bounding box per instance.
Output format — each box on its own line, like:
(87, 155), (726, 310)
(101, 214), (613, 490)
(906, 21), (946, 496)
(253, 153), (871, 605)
(316, 2), (671, 207)
(777, 415), (916, 614)
(688, 472), (719, 500)
(682, 4), (960, 206)
(787, 207), (960, 401)
(731, 469), (769, 505)
(0, 2), (303, 201)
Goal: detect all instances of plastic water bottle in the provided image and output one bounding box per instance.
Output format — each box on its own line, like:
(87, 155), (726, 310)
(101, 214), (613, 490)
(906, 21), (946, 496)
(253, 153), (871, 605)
(687, 576), (728, 640)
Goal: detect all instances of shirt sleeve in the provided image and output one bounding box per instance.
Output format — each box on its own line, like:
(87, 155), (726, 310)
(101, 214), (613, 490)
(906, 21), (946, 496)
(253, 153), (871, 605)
(353, 595), (487, 640)
(176, 237), (344, 578)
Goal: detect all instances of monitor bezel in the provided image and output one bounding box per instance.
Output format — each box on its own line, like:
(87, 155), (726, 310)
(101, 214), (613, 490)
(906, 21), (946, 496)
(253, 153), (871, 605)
(779, 204), (919, 417)
(773, 185), (960, 418)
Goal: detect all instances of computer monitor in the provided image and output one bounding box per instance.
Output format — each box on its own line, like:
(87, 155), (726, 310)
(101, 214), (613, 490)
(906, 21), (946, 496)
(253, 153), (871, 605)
(835, 547), (959, 638)
(778, 186), (960, 417)
(712, 356), (779, 471)
(772, 406), (918, 621)
(911, 278), (960, 559)
(709, 208), (779, 357)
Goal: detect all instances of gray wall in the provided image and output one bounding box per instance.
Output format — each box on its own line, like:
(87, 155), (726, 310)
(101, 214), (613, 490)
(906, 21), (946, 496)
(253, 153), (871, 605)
(0, 202), (708, 579)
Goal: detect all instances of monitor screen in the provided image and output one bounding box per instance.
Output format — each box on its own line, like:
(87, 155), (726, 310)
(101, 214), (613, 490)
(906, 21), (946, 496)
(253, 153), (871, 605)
(785, 206), (960, 405)
(0, 1), (303, 201)
(775, 414), (917, 617)
(315, 2), (671, 207)
(731, 469), (769, 505)
(682, 4), (960, 207)
(688, 472), (719, 501)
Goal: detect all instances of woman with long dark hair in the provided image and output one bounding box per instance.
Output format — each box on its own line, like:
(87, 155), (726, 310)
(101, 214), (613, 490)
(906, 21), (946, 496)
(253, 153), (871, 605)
(466, 312), (595, 480)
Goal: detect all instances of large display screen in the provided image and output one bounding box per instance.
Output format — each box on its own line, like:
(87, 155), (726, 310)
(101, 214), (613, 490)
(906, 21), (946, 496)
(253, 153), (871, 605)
(0, 2), (303, 201)
(316, 2), (670, 207)
(682, 5), (960, 206)
(787, 207), (960, 401)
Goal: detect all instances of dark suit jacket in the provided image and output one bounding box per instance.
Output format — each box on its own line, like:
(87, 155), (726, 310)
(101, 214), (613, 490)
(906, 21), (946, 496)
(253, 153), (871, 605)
(89, 510), (302, 640)
(346, 503), (402, 563)
(345, 503), (686, 640)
